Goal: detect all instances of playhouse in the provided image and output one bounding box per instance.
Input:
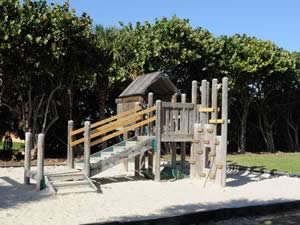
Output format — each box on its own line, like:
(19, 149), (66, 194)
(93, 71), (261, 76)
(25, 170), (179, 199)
(23, 72), (228, 194)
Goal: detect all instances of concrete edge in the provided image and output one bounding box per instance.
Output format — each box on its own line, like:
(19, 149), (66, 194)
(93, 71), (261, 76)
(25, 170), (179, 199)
(83, 200), (300, 225)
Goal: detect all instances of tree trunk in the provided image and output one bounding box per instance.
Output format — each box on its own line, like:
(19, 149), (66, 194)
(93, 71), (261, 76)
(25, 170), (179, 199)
(238, 99), (251, 153)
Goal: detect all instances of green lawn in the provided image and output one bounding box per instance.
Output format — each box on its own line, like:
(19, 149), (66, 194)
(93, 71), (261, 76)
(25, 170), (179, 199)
(0, 142), (24, 151)
(228, 153), (300, 174)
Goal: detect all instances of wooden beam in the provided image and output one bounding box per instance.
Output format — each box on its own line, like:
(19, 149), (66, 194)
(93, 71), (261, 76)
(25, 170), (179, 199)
(161, 102), (194, 109)
(90, 116), (156, 147)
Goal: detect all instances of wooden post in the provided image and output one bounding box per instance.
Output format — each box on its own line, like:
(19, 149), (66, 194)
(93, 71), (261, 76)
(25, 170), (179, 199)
(210, 79), (218, 175)
(155, 100), (162, 182)
(84, 121), (91, 177)
(171, 93), (177, 168)
(36, 133), (45, 191)
(200, 80), (208, 124)
(190, 80), (198, 178)
(24, 132), (32, 185)
(148, 92), (154, 172)
(123, 132), (129, 172)
(67, 120), (74, 169)
(220, 77), (229, 187)
(194, 124), (202, 178)
(180, 94), (186, 168)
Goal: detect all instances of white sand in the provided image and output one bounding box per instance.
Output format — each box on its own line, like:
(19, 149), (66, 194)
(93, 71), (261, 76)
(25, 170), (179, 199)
(0, 164), (300, 225)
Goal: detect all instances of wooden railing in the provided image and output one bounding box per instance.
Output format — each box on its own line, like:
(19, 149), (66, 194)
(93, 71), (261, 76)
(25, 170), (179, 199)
(159, 101), (195, 142)
(70, 106), (156, 148)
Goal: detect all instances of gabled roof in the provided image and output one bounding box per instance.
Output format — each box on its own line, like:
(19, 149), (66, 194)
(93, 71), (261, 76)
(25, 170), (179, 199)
(119, 71), (178, 98)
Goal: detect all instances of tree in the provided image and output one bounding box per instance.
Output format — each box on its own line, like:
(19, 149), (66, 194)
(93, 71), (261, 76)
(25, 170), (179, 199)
(219, 34), (295, 152)
(0, 0), (96, 152)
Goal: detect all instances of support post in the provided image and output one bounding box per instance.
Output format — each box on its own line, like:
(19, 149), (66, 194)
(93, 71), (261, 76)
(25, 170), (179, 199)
(155, 100), (162, 182)
(67, 120), (74, 169)
(36, 133), (45, 191)
(123, 132), (129, 172)
(171, 93), (177, 168)
(220, 77), (228, 187)
(190, 80), (198, 178)
(148, 92), (154, 172)
(210, 79), (218, 175)
(84, 121), (91, 177)
(180, 94), (186, 168)
(24, 132), (32, 185)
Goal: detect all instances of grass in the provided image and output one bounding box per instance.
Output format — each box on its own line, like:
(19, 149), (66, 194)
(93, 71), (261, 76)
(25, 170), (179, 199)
(0, 142), (25, 151)
(163, 152), (300, 174)
(228, 152), (300, 174)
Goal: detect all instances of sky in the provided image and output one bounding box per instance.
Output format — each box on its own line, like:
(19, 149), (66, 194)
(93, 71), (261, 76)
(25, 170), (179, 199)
(47, 0), (300, 52)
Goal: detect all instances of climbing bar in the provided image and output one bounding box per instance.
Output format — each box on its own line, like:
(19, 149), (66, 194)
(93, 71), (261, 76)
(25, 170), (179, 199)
(90, 116), (156, 147)
(208, 119), (225, 124)
(199, 107), (215, 113)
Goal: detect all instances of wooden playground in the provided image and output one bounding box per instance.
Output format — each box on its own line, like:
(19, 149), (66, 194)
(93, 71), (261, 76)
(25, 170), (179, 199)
(23, 72), (228, 194)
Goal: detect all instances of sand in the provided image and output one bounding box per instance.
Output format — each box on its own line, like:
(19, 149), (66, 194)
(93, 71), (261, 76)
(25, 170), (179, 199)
(0, 163), (300, 225)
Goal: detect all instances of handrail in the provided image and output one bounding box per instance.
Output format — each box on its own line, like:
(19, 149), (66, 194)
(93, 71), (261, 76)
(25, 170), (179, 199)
(90, 116), (156, 147)
(70, 106), (142, 136)
(70, 106), (157, 147)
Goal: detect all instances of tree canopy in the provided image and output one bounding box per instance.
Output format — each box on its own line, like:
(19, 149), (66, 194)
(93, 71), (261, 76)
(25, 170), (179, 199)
(0, 0), (299, 154)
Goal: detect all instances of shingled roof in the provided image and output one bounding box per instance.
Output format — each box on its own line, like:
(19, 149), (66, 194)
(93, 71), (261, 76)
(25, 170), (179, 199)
(119, 71), (178, 98)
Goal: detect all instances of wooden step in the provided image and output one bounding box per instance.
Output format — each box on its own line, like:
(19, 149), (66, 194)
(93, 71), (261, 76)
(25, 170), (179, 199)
(55, 185), (96, 195)
(53, 180), (90, 187)
(90, 156), (102, 164)
(125, 141), (138, 147)
(113, 146), (126, 153)
(48, 173), (84, 182)
(101, 151), (114, 158)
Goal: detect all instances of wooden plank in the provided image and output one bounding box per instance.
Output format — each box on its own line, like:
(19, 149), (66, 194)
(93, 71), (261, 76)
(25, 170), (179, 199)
(155, 100), (162, 182)
(71, 107), (156, 147)
(90, 116), (156, 147)
(90, 106), (142, 129)
(24, 132), (32, 185)
(71, 107), (142, 136)
(67, 120), (74, 169)
(161, 102), (194, 109)
(162, 134), (193, 142)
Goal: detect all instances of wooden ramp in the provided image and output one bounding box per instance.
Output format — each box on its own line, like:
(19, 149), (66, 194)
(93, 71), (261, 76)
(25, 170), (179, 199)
(75, 137), (154, 177)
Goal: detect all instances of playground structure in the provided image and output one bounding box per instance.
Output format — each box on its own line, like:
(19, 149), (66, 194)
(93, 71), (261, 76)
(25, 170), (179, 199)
(24, 72), (228, 193)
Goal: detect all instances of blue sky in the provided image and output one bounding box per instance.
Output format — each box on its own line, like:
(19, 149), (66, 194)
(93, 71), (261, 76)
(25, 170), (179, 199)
(47, 0), (299, 52)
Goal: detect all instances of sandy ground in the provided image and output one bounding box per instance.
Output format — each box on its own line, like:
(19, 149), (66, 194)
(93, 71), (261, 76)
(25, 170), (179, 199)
(1, 163), (300, 225)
